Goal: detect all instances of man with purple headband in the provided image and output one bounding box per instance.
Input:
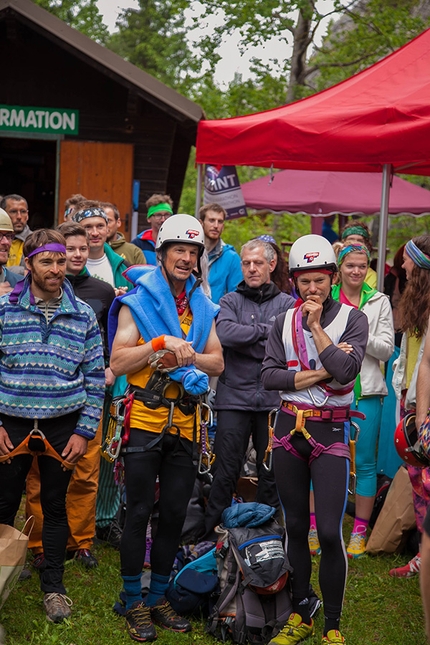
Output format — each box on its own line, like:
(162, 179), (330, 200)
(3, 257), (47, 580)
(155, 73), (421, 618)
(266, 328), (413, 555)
(0, 229), (104, 623)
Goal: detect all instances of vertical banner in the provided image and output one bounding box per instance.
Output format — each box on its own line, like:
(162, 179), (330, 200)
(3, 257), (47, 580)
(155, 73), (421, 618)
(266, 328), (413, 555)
(204, 165), (248, 220)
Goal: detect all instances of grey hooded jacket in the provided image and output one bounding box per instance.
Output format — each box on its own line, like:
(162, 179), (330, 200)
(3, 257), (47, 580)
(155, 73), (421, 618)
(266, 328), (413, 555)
(215, 281), (295, 411)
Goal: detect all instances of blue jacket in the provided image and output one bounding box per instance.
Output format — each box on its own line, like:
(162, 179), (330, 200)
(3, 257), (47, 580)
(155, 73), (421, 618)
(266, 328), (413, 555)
(208, 241), (243, 305)
(3, 267), (24, 288)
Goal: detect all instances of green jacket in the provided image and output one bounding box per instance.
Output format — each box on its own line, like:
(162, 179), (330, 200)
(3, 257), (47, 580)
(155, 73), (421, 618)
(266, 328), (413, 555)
(332, 281), (377, 311)
(108, 233), (146, 266)
(332, 281), (378, 399)
(104, 243), (129, 289)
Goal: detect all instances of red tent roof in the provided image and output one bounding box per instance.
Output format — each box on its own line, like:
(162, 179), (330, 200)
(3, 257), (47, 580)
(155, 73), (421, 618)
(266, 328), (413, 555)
(241, 170), (430, 216)
(196, 29), (430, 175)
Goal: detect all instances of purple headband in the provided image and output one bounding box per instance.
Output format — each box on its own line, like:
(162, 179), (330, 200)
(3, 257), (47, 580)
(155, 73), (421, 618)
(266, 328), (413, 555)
(26, 243), (67, 259)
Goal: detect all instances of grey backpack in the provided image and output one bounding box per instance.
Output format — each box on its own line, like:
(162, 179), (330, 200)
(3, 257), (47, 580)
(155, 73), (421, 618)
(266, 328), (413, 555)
(206, 520), (293, 644)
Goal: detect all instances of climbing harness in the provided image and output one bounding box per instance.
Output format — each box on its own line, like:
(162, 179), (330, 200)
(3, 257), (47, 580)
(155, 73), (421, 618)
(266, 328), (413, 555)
(0, 420), (75, 470)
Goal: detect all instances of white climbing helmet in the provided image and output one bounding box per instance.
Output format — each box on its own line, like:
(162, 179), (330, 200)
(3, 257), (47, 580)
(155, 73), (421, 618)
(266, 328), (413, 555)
(289, 234), (337, 276)
(156, 214), (205, 255)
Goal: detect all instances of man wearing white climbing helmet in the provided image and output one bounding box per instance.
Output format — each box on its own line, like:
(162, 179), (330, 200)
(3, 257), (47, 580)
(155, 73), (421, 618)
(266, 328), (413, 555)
(262, 234), (368, 645)
(110, 214), (224, 642)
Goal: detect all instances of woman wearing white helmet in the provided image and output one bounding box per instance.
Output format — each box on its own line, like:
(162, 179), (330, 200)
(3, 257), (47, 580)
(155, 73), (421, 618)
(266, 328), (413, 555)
(262, 234), (368, 645)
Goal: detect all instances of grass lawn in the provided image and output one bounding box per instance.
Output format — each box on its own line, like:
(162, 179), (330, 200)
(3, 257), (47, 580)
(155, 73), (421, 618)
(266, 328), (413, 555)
(1, 515), (426, 645)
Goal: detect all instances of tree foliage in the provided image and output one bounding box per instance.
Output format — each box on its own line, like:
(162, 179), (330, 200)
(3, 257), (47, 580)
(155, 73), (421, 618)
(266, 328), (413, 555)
(32, 0), (109, 44)
(106, 0), (200, 91)
(311, 0), (429, 92)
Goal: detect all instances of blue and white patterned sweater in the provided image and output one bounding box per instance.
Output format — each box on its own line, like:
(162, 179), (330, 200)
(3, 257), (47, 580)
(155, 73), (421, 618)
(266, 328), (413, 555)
(0, 276), (105, 439)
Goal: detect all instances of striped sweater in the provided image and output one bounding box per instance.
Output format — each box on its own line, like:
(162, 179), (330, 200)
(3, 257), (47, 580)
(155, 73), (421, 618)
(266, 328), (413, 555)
(0, 276), (105, 439)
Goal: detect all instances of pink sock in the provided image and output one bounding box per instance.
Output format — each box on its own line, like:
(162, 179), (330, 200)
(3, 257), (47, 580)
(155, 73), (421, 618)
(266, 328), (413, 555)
(310, 513), (317, 531)
(352, 516), (369, 535)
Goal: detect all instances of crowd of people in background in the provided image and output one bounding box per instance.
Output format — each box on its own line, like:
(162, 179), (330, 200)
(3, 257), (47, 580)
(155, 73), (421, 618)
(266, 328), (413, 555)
(0, 196), (429, 644)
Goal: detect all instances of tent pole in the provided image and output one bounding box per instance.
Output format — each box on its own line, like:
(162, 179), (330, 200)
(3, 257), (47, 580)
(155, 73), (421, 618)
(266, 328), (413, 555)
(377, 164), (392, 291)
(195, 164), (203, 218)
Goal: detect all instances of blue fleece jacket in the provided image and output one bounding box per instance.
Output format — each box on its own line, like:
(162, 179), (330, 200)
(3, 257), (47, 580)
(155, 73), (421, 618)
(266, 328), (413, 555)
(207, 240), (243, 305)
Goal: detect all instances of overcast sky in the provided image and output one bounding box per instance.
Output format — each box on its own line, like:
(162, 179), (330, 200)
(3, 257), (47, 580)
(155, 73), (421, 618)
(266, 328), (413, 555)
(96, 0), (338, 86)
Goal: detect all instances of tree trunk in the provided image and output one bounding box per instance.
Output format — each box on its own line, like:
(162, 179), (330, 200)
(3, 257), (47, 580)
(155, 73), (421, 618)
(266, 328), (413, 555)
(286, 2), (314, 104)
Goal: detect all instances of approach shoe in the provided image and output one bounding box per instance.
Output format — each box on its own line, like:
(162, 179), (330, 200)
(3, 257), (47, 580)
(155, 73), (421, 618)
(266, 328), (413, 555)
(43, 592), (73, 623)
(346, 532), (367, 559)
(151, 597), (192, 633)
(308, 528), (321, 556)
(125, 601), (157, 642)
(72, 548), (98, 569)
(268, 613), (314, 645)
(96, 519), (122, 549)
(322, 629), (346, 644)
(389, 552), (421, 578)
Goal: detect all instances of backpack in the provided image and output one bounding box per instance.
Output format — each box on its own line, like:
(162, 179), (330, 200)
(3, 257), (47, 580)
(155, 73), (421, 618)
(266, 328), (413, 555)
(206, 519), (293, 644)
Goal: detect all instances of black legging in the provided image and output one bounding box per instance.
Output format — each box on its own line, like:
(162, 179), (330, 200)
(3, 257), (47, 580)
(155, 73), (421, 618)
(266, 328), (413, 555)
(205, 409), (279, 535)
(273, 410), (349, 621)
(0, 412), (80, 594)
(120, 428), (197, 578)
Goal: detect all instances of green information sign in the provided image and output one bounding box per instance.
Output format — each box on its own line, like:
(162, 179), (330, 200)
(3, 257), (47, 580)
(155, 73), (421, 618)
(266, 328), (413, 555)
(0, 105), (79, 135)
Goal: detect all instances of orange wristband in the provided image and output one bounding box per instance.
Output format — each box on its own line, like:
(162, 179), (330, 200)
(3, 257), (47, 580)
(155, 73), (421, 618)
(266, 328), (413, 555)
(151, 335), (166, 352)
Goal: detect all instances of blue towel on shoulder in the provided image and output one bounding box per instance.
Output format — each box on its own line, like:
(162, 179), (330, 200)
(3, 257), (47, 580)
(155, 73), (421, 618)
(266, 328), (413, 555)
(108, 266), (219, 395)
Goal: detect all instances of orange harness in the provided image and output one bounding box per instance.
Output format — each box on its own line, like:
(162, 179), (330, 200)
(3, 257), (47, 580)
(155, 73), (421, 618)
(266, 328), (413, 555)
(0, 424), (75, 471)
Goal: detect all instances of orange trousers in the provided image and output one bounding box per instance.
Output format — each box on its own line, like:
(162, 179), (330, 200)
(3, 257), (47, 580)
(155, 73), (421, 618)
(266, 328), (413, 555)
(26, 422), (102, 553)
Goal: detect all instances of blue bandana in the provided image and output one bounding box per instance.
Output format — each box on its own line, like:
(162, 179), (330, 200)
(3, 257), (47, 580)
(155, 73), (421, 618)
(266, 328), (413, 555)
(72, 207), (108, 224)
(405, 239), (430, 270)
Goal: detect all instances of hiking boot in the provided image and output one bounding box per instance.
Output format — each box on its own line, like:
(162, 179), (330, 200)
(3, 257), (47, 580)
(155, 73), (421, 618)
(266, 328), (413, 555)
(322, 630), (346, 644)
(18, 567), (32, 581)
(151, 597), (191, 632)
(32, 553), (47, 571)
(346, 532), (367, 559)
(125, 601), (157, 642)
(268, 613), (314, 644)
(96, 520), (122, 549)
(72, 548), (98, 569)
(389, 552), (421, 578)
(308, 528), (321, 556)
(43, 593), (73, 623)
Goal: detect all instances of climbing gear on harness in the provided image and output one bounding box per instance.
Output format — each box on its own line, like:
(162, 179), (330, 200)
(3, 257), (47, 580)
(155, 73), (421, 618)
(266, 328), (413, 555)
(348, 420), (360, 495)
(101, 396), (126, 463)
(0, 421), (75, 470)
(263, 408), (278, 472)
(198, 401), (214, 476)
(148, 349), (178, 373)
(120, 371), (211, 471)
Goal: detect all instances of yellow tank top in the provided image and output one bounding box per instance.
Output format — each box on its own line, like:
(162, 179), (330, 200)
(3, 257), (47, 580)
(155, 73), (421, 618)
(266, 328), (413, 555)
(406, 333), (421, 390)
(128, 306), (199, 442)
(6, 239), (24, 268)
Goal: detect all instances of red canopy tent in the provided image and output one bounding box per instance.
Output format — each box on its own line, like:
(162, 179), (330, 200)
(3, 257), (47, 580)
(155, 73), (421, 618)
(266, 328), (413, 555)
(196, 28), (430, 175)
(241, 170), (430, 217)
(195, 29), (430, 287)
